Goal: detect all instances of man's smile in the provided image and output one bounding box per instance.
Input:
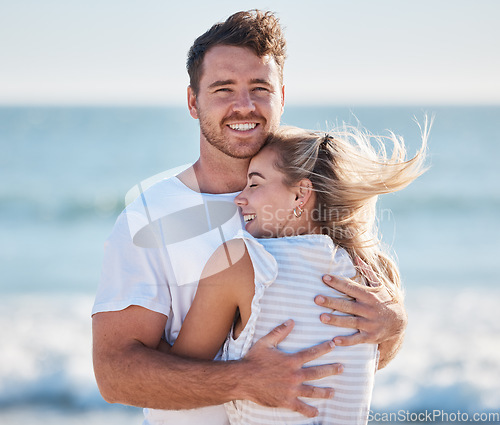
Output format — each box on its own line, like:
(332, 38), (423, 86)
(228, 123), (258, 131)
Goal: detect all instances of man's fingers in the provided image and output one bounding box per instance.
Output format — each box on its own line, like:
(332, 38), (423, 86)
(299, 383), (335, 400)
(316, 295), (373, 320)
(292, 382), (339, 417)
(321, 274), (371, 301)
(333, 331), (368, 347)
(316, 296), (361, 316)
(320, 312), (365, 330)
(292, 399), (319, 418)
(319, 274), (392, 305)
(301, 362), (343, 382)
(293, 340), (335, 363)
(259, 319), (295, 347)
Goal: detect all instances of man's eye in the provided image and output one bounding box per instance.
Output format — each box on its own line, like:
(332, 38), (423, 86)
(254, 87), (269, 92)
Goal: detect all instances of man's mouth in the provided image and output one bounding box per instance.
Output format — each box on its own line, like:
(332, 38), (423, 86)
(228, 123), (258, 131)
(244, 214), (256, 223)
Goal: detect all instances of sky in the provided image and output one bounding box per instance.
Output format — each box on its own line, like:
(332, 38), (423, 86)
(1, 0), (499, 105)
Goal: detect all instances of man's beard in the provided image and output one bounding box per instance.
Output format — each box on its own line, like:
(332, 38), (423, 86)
(198, 109), (269, 159)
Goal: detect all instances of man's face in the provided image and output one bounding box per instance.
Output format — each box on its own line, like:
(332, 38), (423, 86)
(188, 45), (285, 159)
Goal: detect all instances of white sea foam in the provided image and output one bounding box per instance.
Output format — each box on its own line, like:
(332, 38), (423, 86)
(372, 287), (500, 413)
(0, 294), (99, 409)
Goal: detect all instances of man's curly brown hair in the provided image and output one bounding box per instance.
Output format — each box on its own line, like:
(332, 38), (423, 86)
(187, 10), (287, 95)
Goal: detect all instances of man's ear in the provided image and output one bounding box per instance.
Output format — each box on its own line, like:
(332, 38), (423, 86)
(187, 86), (199, 119)
(294, 178), (314, 206)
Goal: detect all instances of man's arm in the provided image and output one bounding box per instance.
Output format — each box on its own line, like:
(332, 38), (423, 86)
(314, 274), (407, 369)
(92, 305), (341, 418)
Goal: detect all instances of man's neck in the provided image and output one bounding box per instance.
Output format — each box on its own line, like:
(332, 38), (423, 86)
(178, 157), (249, 194)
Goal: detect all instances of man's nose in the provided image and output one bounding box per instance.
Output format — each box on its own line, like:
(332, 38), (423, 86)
(233, 90), (255, 115)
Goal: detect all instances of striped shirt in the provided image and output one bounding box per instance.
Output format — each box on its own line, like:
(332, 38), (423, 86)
(223, 232), (378, 425)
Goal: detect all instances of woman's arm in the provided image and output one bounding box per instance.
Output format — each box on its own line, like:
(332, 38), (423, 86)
(171, 239), (255, 360)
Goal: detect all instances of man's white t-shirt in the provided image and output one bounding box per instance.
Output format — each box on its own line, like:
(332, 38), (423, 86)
(93, 175), (244, 425)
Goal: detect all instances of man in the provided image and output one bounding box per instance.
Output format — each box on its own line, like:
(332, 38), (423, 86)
(92, 10), (406, 424)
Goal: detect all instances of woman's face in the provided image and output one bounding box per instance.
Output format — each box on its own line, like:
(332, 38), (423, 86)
(235, 147), (298, 238)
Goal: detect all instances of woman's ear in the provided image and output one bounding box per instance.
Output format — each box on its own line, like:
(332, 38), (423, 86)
(294, 178), (314, 206)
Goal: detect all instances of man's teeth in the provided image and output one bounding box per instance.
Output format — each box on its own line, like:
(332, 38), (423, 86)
(244, 214), (256, 223)
(229, 123), (257, 131)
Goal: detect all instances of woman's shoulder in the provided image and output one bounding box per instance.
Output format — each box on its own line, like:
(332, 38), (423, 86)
(202, 239), (251, 281)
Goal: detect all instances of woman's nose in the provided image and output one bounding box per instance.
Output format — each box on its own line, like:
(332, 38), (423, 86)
(234, 191), (248, 206)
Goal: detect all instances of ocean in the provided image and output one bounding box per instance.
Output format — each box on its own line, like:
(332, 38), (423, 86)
(1, 105), (499, 424)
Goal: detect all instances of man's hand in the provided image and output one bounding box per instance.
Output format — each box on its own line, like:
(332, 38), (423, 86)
(93, 308), (340, 412)
(241, 320), (343, 418)
(314, 261), (407, 369)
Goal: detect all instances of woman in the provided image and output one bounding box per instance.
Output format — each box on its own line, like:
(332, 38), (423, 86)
(170, 123), (428, 424)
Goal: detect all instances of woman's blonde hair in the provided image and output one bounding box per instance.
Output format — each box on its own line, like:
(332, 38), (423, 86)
(264, 120), (430, 299)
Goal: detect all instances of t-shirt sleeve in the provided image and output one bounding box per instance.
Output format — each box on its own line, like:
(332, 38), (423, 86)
(92, 210), (172, 317)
